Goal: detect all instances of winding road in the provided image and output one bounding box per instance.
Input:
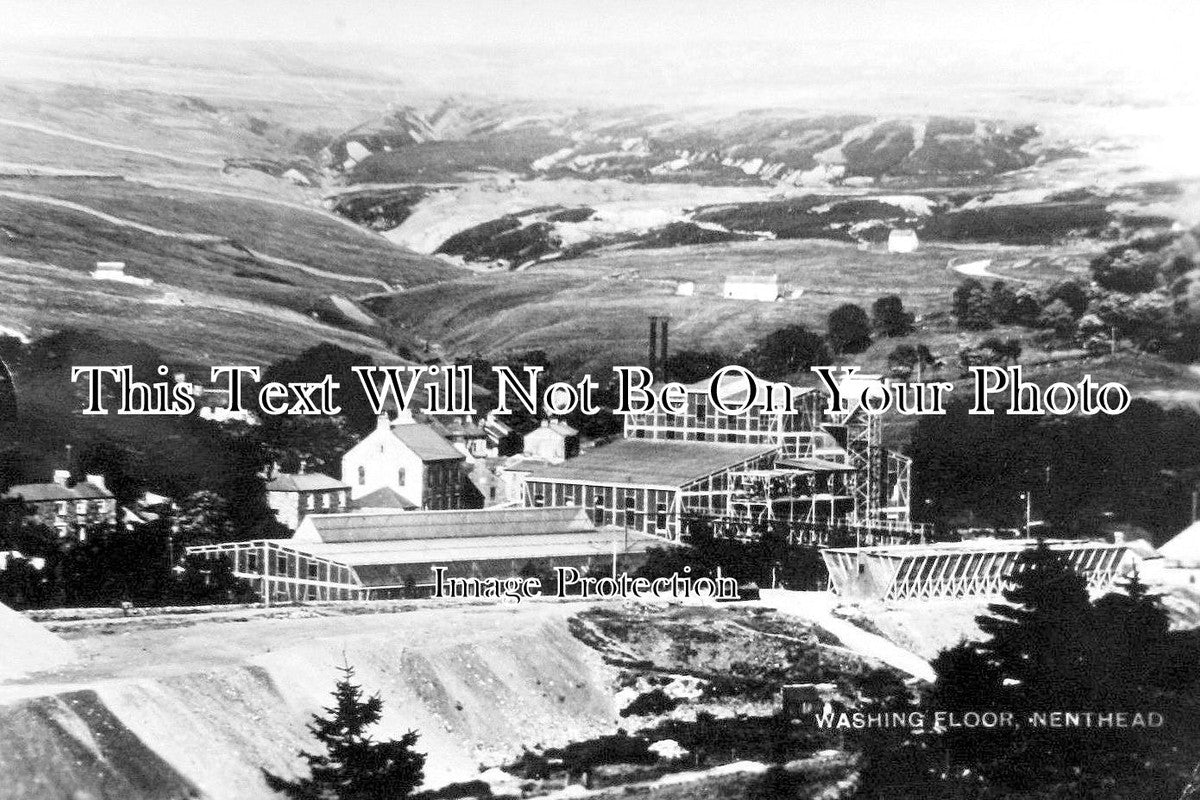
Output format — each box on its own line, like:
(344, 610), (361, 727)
(0, 118), (221, 169)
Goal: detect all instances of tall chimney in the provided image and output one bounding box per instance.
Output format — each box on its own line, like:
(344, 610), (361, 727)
(648, 317), (658, 377)
(648, 316), (669, 379)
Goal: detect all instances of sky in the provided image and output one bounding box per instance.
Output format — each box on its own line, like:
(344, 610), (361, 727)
(0, 0), (1197, 118)
(1, 0), (1196, 51)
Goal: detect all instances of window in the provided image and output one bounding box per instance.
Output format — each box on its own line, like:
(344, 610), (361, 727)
(357, 466), (366, 486)
(276, 554), (289, 573)
(398, 468), (406, 486)
(489, 487), (497, 501)
(56, 501), (68, 516)
(321, 493), (330, 509)
(533, 494), (545, 507)
(75, 500), (87, 516)
(247, 553), (260, 572)
(307, 562), (319, 580)
(656, 503), (668, 530)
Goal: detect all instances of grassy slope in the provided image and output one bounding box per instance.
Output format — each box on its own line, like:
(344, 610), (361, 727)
(366, 238), (1090, 374)
(0, 177), (456, 288)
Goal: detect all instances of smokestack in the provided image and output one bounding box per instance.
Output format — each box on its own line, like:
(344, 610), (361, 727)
(648, 318), (658, 377)
(648, 316), (669, 379)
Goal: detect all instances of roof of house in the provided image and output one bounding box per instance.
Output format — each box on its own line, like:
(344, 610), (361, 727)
(265, 472), (348, 493)
(1159, 521), (1200, 565)
(351, 486), (419, 511)
(525, 439), (777, 487)
(3, 481), (112, 502)
(427, 416), (486, 440)
(725, 274), (778, 285)
(295, 506), (597, 544)
(390, 423), (465, 462)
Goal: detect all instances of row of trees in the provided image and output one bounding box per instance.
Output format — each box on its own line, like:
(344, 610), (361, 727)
(662, 295), (916, 383)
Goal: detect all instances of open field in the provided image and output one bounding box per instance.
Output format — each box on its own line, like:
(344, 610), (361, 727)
(365, 238), (1094, 374)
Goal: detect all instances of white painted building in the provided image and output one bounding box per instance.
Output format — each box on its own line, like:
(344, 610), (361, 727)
(341, 411), (465, 510)
(722, 274), (779, 302)
(90, 261), (153, 287)
(887, 229), (920, 253)
(522, 419), (579, 464)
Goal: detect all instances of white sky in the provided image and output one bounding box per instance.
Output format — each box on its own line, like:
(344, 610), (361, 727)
(1, 0), (1197, 116)
(0, 0), (1195, 50)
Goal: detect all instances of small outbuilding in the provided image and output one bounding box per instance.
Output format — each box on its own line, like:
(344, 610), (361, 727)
(887, 229), (919, 254)
(723, 274), (779, 302)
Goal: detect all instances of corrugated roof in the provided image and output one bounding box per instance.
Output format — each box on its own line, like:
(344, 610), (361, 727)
(526, 439), (777, 487)
(265, 472), (348, 492)
(826, 538), (1127, 558)
(4, 481), (112, 502)
(391, 423), (465, 462)
(351, 487), (418, 510)
(296, 506), (595, 544)
(295, 528), (659, 567)
(776, 457), (855, 472)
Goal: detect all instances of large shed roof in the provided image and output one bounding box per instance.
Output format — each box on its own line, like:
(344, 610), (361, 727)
(526, 439), (776, 487)
(295, 506), (595, 544)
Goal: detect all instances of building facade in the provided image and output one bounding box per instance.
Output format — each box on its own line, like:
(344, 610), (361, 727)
(341, 412), (466, 510)
(3, 471), (117, 540)
(265, 471), (350, 531)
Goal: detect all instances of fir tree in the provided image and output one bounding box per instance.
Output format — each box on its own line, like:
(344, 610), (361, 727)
(975, 539), (1097, 709)
(1092, 566), (1171, 697)
(266, 663), (425, 800)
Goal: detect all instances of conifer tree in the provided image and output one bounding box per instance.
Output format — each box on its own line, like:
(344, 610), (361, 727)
(975, 539), (1096, 708)
(266, 663), (425, 800)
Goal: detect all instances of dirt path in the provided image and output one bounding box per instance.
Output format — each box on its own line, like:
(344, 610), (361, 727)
(0, 118), (221, 169)
(754, 590), (936, 682)
(0, 189), (394, 291)
(949, 256), (1028, 283)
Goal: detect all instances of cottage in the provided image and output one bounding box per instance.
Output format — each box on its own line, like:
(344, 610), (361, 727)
(522, 419), (579, 463)
(722, 274), (779, 302)
(341, 411), (466, 510)
(3, 471), (117, 540)
(90, 261), (153, 287)
(887, 229), (919, 253)
(265, 470), (350, 531)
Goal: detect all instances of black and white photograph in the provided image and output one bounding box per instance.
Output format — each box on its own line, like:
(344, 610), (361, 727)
(0, 1), (1199, 797)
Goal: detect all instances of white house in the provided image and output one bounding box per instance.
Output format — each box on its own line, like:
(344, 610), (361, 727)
(90, 261), (153, 287)
(722, 274), (779, 302)
(887, 229), (920, 254)
(522, 419), (580, 464)
(341, 411), (466, 510)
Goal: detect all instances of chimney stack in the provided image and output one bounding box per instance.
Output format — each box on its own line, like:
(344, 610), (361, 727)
(648, 316), (669, 379)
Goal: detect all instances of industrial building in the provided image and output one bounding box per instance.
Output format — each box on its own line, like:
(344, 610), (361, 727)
(822, 538), (1130, 601)
(524, 360), (921, 542)
(186, 506), (660, 602)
